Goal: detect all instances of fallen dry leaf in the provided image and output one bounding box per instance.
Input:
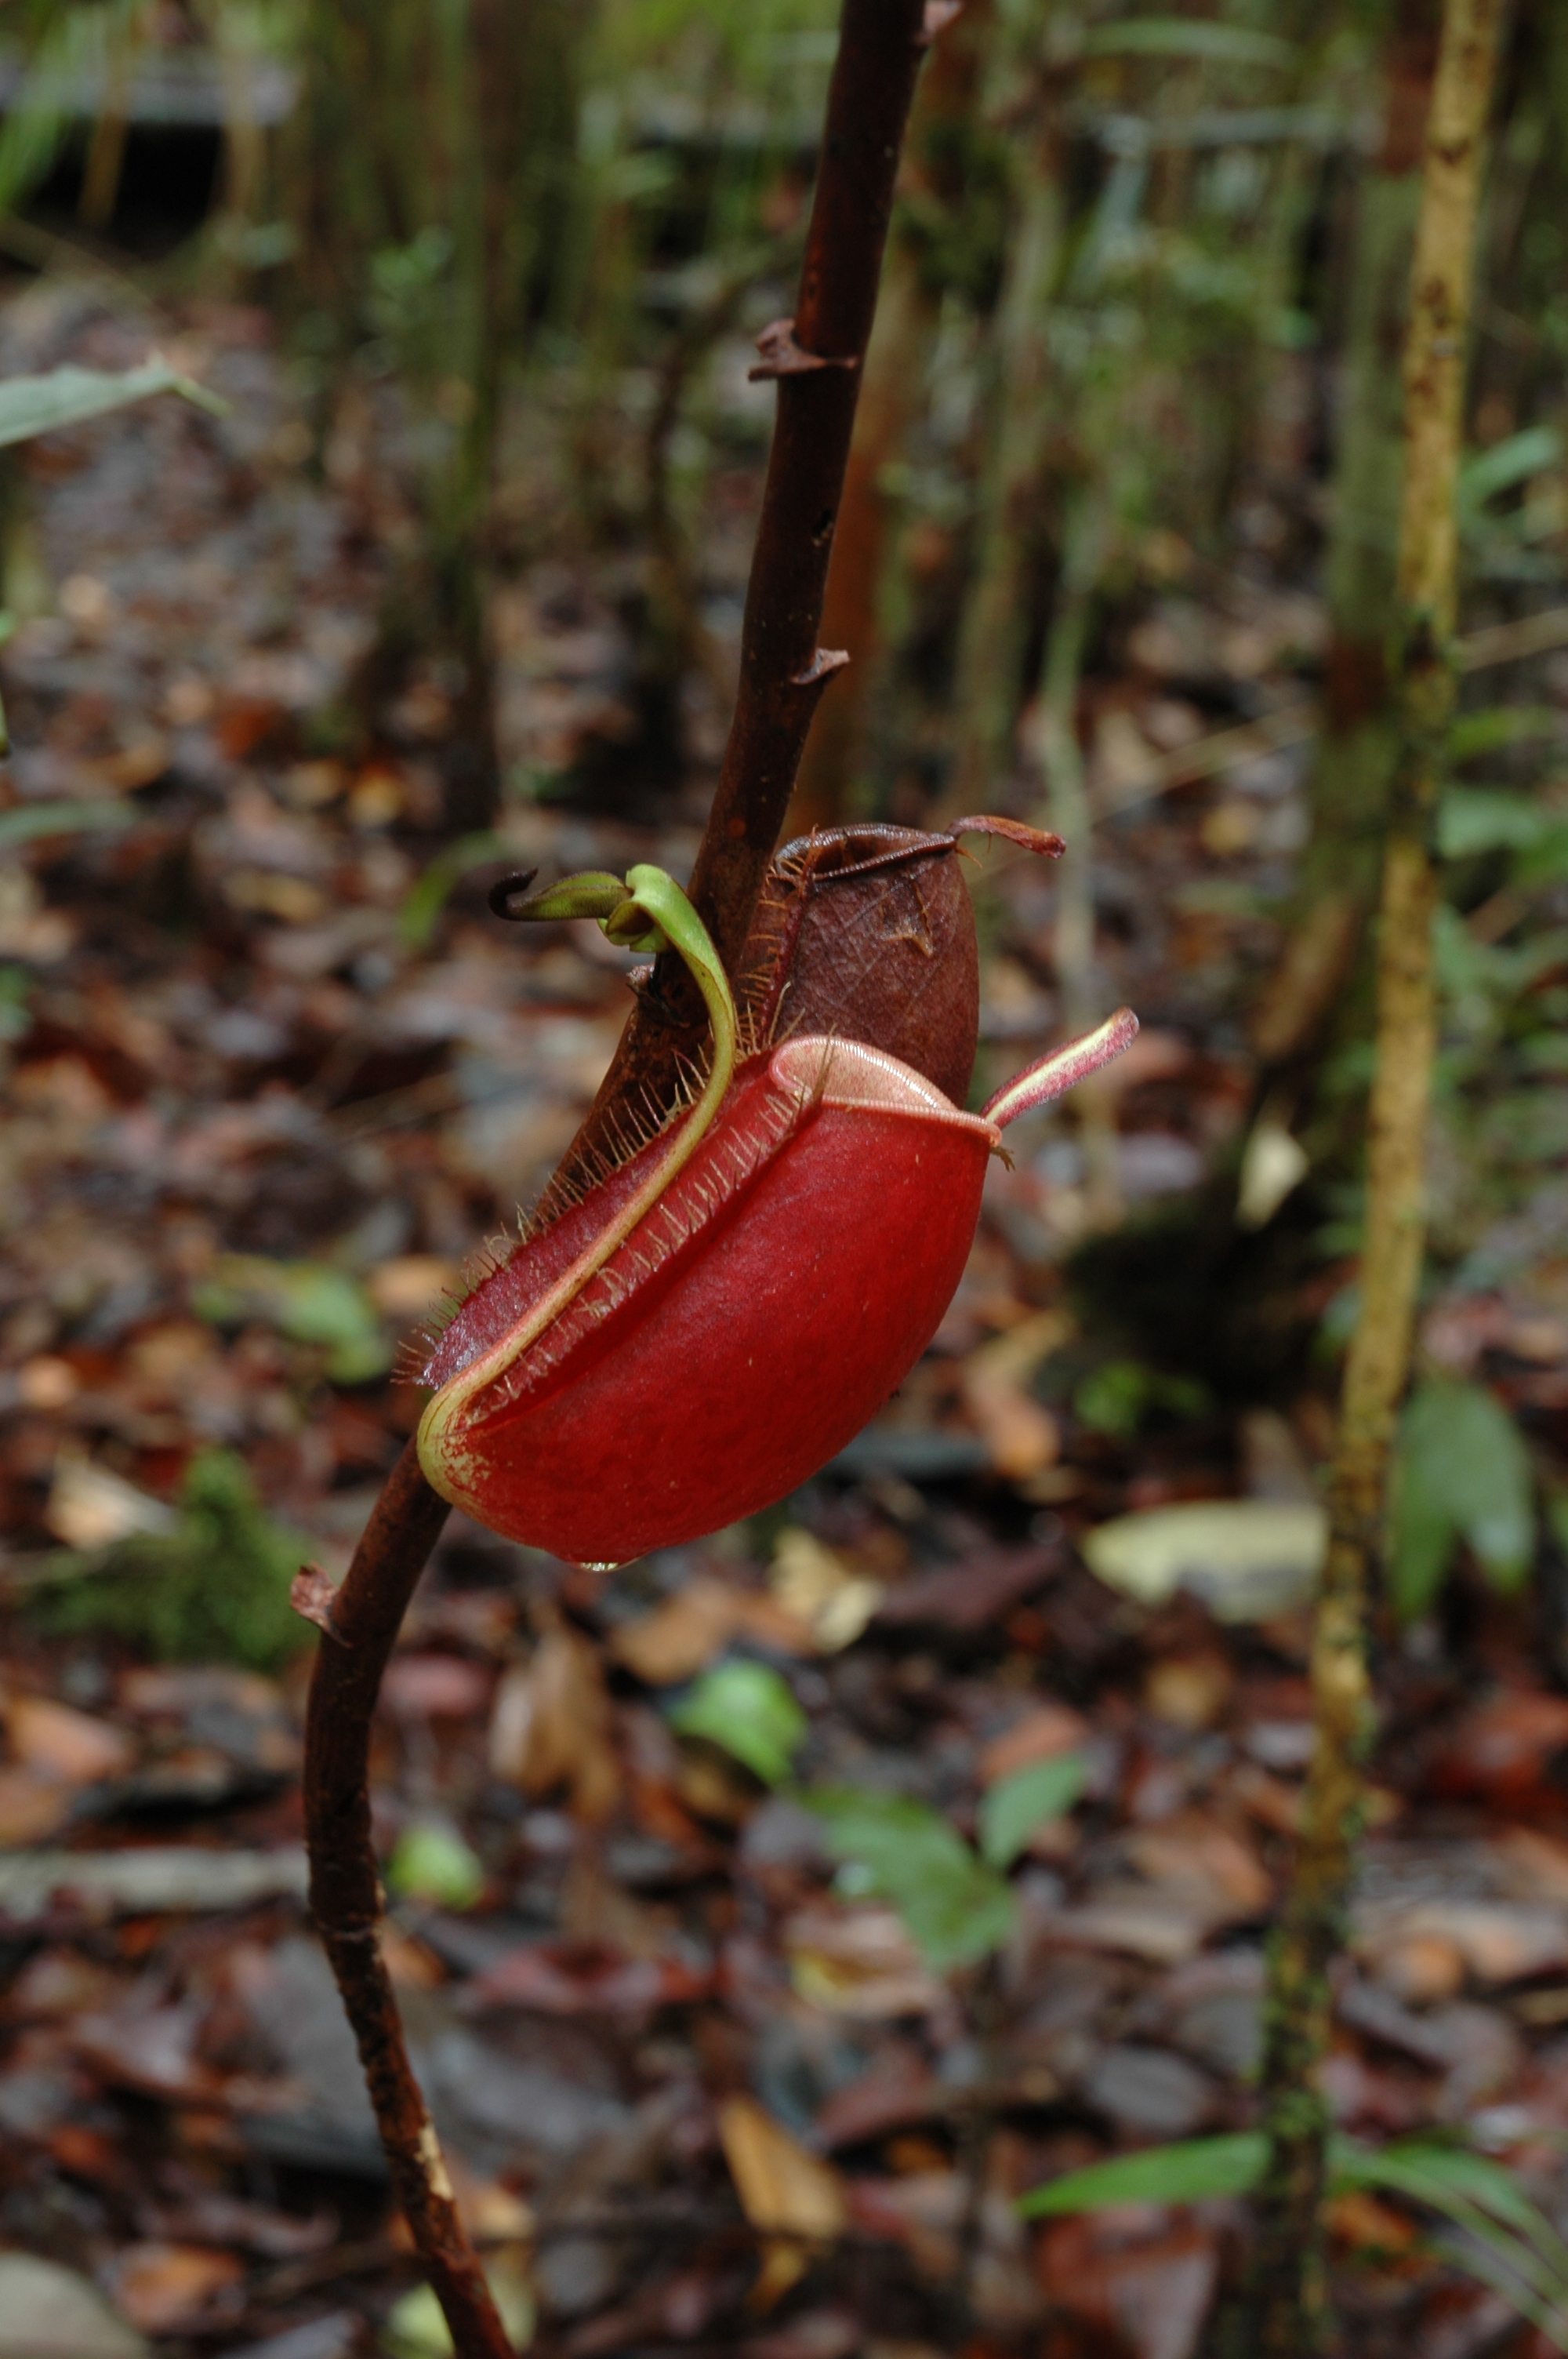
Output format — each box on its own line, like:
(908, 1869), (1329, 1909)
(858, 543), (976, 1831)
(7, 1695), (134, 1785)
(612, 1576), (749, 1684)
(0, 1846), (307, 1924)
(365, 1252), (457, 1318)
(614, 1573), (816, 1684)
(1429, 1692), (1568, 1806)
(488, 1623), (620, 1819)
(1035, 2212), (1219, 2359)
(875, 1543), (1058, 1632)
(465, 1936), (713, 2016)
(959, 1310), (1069, 1481)
(1498, 1825), (1568, 1901)
(1356, 1899), (1568, 1986)
(979, 1701), (1091, 1787)
(719, 2095), (847, 2240)
(1123, 1816), (1272, 1917)
(45, 1450), (176, 1550)
(73, 2000), (223, 2103)
(847, 2169), (965, 2280)
(1366, 1930), (1466, 2006)
(0, 1766), (74, 1845)
(1083, 1499), (1325, 1619)
(785, 1906), (945, 2018)
(1036, 1888), (1208, 1965)
(1144, 1652), (1233, 1731)
(17, 1353), (78, 1408)
(380, 1650), (493, 1720)
(102, 2242), (242, 2334)
(771, 1528), (882, 1652)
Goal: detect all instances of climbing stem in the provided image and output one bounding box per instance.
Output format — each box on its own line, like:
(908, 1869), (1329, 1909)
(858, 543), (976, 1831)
(551, 0), (931, 1195)
(298, 13), (938, 2348)
(301, 1446), (514, 2359)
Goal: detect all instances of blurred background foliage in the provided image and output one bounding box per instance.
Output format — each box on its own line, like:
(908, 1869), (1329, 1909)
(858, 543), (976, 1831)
(0, 0), (1566, 1633)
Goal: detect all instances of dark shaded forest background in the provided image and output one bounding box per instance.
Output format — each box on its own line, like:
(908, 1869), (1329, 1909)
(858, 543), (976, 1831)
(4, 2), (1568, 2354)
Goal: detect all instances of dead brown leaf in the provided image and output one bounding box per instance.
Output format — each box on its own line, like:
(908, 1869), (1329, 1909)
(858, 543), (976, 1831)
(978, 1703), (1091, 1787)
(0, 1767), (74, 1845)
(1035, 2212), (1219, 2359)
(7, 1696), (134, 1785)
(785, 1906), (945, 2018)
(959, 1312), (1069, 1481)
(771, 1530), (882, 1652)
(102, 2242), (242, 2333)
(719, 2096), (847, 2240)
(612, 1576), (750, 1685)
(488, 1623), (619, 1819)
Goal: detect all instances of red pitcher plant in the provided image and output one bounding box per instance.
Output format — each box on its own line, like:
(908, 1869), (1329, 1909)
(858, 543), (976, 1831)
(416, 851), (1137, 1564)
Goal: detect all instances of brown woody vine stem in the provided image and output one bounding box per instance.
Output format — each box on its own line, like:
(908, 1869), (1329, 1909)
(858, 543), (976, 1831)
(1247, 2), (1505, 2351)
(299, 5), (935, 2351)
(299, 1447), (511, 2356)
(555, 0), (931, 1194)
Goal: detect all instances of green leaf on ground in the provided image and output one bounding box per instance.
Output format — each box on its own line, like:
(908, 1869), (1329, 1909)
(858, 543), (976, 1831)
(1439, 785), (1555, 859)
(1020, 2132), (1268, 2215)
(0, 358), (226, 449)
(0, 798), (140, 852)
(1458, 426), (1563, 515)
(1391, 1378), (1535, 1620)
(669, 1659), (806, 1786)
(802, 1784), (1015, 1970)
(32, 1450), (313, 1672)
(1080, 18), (1295, 67)
(979, 1752), (1089, 1867)
(387, 1819), (485, 1910)
(1074, 1358), (1210, 1441)
(1018, 2132), (1568, 2347)
(193, 1254), (391, 1384)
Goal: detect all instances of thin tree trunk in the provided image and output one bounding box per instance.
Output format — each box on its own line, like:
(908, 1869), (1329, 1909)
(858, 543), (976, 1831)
(1248, 3), (1506, 2350)
(1249, 3), (1440, 1068)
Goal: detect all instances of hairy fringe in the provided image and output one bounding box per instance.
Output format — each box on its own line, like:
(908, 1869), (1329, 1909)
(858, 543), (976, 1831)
(477, 1077), (804, 1418)
(423, 1027), (745, 1361)
(409, 1224), (515, 1361)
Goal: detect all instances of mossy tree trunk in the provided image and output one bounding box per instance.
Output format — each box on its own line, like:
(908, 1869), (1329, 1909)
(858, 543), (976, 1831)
(1247, 3), (1506, 2350)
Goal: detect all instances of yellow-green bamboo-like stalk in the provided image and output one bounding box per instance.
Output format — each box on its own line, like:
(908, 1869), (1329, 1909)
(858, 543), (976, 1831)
(1249, 2), (1506, 2351)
